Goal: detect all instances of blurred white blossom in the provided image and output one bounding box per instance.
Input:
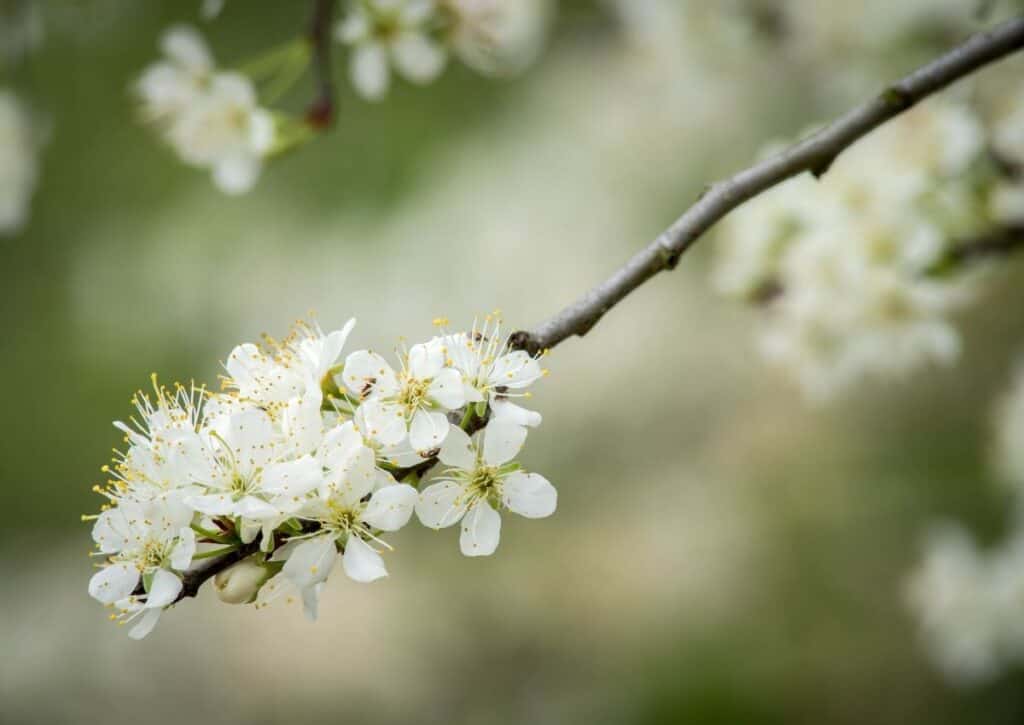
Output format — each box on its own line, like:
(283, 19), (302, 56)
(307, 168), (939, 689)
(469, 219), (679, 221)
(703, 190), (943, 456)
(136, 25), (275, 194)
(908, 524), (1024, 686)
(0, 90), (40, 235)
(441, 0), (551, 76)
(335, 0), (447, 101)
(716, 98), (989, 400)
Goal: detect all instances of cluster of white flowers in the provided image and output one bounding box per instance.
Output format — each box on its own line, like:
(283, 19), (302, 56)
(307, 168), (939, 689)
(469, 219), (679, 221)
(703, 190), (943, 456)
(715, 96), (1023, 400)
(136, 26), (276, 195)
(136, 3), (550, 192)
(0, 89), (41, 236)
(336, 0), (551, 101)
(908, 362), (1024, 684)
(86, 315), (554, 638)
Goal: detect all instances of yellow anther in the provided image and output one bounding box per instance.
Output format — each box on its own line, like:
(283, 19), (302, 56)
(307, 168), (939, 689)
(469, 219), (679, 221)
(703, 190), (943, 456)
(432, 317), (449, 327)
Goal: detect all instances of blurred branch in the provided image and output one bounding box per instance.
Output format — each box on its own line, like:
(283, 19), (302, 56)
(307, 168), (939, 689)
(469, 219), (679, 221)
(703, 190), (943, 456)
(509, 16), (1024, 355)
(305, 0), (336, 129)
(947, 223), (1024, 265)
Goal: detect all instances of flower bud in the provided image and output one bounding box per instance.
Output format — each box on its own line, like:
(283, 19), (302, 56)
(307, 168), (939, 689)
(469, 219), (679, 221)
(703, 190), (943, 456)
(214, 556), (271, 604)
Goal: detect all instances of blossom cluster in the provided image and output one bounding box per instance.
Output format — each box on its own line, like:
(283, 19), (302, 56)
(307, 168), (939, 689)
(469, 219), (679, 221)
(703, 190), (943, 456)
(908, 362), (1024, 684)
(714, 94), (1024, 401)
(136, 1), (550, 193)
(86, 315), (554, 638)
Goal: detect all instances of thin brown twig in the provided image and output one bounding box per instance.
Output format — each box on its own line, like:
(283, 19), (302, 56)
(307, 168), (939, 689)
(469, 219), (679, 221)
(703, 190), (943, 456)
(306, 0), (337, 129)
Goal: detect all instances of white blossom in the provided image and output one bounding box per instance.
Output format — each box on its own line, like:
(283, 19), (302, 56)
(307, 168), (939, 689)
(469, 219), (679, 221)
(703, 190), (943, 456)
(335, 0), (446, 101)
(438, 315), (545, 427)
(715, 98), (987, 400)
(0, 90), (40, 235)
(342, 340), (465, 453)
(88, 498), (196, 639)
(440, 0), (550, 76)
(908, 524), (1024, 685)
(136, 25), (276, 194)
(416, 421), (555, 556)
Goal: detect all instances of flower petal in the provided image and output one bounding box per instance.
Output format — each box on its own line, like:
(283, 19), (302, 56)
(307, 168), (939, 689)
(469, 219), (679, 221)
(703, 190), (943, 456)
(282, 534), (337, 590)
(416, 481), (468, 529)
(362, 483), (418, 531)
(342, 349), (399, 398)
(350, 42), (390, 101)
(459, 500), (501, 557)
(407, 341), (445, 380)
(342, 536), (388, 583)
(437, 424), (475, 469)
(145, 569), (183, 608)
(428, 367), (465, 410)
(128, 608), (163, 640)
(88, 563), (140, 605)
(490, 398), (542, 427)
(391, 32), (446, 84)
(260, 455), (323, 498)
(482, 419), (527, 466)
(502, 471), (557, 519)
(409, 409), (450, 453)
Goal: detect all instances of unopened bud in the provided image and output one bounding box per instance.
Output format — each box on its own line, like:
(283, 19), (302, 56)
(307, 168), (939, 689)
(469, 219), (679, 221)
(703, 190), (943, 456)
(214, 556), (271, 604)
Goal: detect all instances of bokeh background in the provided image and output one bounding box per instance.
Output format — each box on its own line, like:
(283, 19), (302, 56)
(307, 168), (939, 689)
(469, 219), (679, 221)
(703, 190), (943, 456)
(4, 1), (1024, 723)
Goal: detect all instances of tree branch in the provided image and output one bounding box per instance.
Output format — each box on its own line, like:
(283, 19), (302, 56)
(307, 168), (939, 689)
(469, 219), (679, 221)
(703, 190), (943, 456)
(509, 16), (1024, 355)
(305, 0), (336, 129)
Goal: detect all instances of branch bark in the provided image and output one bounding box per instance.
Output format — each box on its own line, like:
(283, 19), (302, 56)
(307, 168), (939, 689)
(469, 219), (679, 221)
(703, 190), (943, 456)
(509, 16), (1024, 355)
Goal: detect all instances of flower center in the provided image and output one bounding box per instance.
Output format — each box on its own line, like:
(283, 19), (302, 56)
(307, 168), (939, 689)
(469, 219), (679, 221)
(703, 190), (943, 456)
(396, 376), (432, 417)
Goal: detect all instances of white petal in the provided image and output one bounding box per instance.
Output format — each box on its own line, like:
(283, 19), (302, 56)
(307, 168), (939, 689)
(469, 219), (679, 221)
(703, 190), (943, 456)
(428, 367), (466, 410)
(342, 536), (388, 582)
(301, 583), (324, 621)
(260, 455), (322, 497)
(161, 25), (212, 73)
(220, 407), (277, 475)
(335, 10), (370, 43)
(128, 608), (163, 640)
(459, 500), (501, 557)
(212, 154), (261, 195)
(358, 399), (408, 447)
(170, 527), (196, 570)
(283, 535), (337, 590)
(489, 350), (542, 389)
(409, 409), (451, 452)
(145, 569), (183, 608)
(323, 443), (376, 507)
(319, 421), (366, 470)
(88, 563), (140, 605)
(482, 419), (527, 466)
(235, 495), (280, 520)
(416, 481), (468, 529)
(391, 32), (446, 84)
(350, 42), (390, 101)
(283, 394), (323, 456)
(490, 398), (542, 428)
(362, 484), (418, 531)
(407, 342), (444, 380)
(184, 493), (236, 517)
(437, 424), (475, 470)
(342, 350), (398, 398)
(502, 472), (557, 519)
(92, 508), (131, 554)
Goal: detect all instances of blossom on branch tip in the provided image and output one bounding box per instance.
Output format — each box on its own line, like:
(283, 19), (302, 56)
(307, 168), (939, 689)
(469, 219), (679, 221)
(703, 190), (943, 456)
(416, 421), (555, 556)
